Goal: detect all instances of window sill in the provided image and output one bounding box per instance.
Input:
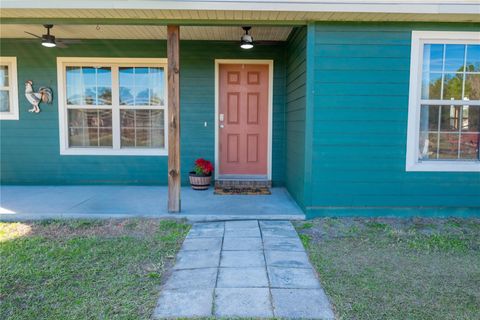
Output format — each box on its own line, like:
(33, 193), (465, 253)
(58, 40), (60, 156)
(0, 113), (19, 120)
(60, 148), (167, 156)
(406, 160), (480, 172)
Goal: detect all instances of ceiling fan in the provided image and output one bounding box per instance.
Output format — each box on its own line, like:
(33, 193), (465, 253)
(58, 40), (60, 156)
(24, 24), (82, 48)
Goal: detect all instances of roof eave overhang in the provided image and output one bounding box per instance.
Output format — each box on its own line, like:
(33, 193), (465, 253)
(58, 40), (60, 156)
(2, 0), (479, 15)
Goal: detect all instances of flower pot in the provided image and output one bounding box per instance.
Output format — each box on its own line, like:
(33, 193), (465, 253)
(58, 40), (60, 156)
(189, 172), (212, 190)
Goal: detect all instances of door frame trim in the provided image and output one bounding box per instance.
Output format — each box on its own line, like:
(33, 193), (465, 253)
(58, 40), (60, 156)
(214, 59), (274, 180)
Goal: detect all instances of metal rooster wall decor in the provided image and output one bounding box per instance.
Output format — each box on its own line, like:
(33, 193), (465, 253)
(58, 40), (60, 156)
(25, 80), (53, 113)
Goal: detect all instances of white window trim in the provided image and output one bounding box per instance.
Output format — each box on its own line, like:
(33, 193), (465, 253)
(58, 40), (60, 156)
(57, 57), (168, 156)
(406, 31), (480, 172)
(0, 57), (19, 120)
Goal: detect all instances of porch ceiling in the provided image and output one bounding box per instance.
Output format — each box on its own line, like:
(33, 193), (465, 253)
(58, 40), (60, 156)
(0, 25), (293, 41)
(1, 0), (479, 24)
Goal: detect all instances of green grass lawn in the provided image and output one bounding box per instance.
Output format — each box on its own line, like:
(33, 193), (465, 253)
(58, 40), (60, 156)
(295, 218), (480, 320)
(0, 219), (189, 320)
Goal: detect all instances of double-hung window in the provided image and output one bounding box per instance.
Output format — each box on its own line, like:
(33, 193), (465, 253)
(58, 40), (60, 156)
(0, 57), (19, 120)
(406, 31), (480, 172)
(57, 58), (167, 155)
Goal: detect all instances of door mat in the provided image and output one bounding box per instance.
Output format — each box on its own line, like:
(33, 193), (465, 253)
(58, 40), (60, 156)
(214, 186), (271, 195)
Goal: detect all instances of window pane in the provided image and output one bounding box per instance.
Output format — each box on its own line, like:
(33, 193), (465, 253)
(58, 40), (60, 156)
(444, 44), (466, 73)
(419, 105), (439, 160)
(66, 67), (83, 105)
(68, 109), (112, 147)
(135, 68), (150, 106)
(466, 45), (480, 72)
(119, 67), (135, 106)
(442, 73), (463, 100)
(136, 110), (151, 127)
(440, 105), (461, 132)
(0, 65), (8, 87)
(119, 66), (165, 106)
(421, 72), (442, 99)
(120, 109), (164, 148)
(66, 66), (111, 106)
(422, 44), (443, 73)
(460, 133), (479, 159)
(420, 105), (439, 131)
(419, 132), (438, 160)
(464, 74), (480, 100)
(149, 67), (165, 106)
(438, 133), (459, 159)
(461, 106), (480, 133)
(0, 90), (10, 112)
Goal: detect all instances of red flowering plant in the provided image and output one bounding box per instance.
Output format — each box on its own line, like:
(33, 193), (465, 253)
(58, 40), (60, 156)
(192, 158), (214, 176)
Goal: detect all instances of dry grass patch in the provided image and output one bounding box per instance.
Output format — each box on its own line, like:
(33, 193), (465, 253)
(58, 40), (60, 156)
(295, 218), (480, 320)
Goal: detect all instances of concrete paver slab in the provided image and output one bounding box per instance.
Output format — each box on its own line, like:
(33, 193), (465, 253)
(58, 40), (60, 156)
(220, 250), (265, 268)
(217, 267), (269, 288)
(181, 237), (223, 251)
(263, 236), (305, 251)
(153, 288), (214, 318)
(225, 220), (259, 229)
(214, 288), (273, 318)
(173, 250), (220, 269)
(224, 227), (261, 238)
(268, 266), (321, 289)
(271, 288), (335, 319)
(164, 268), (218, 289)
(265, 250), (311, 268)
(222, 237), (263, 251)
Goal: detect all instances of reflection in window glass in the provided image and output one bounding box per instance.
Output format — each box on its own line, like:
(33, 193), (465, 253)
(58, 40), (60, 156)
(421, 72), (442, 100)
(465, 74), (480, 100)
(466, 44), (480, 72)
(421, 43), (480, 102)
(444, 44), (465, 72)
(419, 105), (480, 160)
(119, 67), (164, 106)
(68, 109), (112, 147)
(0, 65), (8, 87)
(422, 44), (444, 73)
(66, 66), (112, 105)
(442, 73), (463, 100)
(120, 109), (164, 148)
(0, 90), (9, 112)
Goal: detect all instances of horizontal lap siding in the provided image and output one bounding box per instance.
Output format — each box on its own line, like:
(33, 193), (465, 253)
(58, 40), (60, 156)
(0, 40), (286, 185)
(308, 23), (480, 216)
(285, 27), (307, 209)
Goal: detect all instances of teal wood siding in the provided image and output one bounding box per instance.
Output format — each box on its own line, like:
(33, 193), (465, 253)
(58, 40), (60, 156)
(307, 23), (480, 217)
(0, 40), (285, 185)
(285, 27), (307, 209)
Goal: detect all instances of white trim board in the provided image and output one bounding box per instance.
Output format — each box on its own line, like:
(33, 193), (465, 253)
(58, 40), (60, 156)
(0, 57), (19, 121)
(3, 0), (479, 15)
(57, 57), (169, 156)
(405, 30), (480, 172)
(214, 59), (274, 181)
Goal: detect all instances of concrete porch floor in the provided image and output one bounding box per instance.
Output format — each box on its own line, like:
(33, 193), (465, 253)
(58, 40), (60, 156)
(0, 186), (304, 221)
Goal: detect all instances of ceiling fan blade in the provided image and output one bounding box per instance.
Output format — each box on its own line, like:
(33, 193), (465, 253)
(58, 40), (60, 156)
(24, 31), (42, 39)
(57, 39), (83, 44)
(55, 42), (69, 49)
(254, 40), (284, 45)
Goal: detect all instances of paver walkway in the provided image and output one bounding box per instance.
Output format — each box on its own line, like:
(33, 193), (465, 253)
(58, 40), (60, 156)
(153, 220), (334, 319)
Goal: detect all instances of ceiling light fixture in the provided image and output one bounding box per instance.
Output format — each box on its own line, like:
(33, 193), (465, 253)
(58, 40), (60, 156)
(41, 25), (56, 48)
(240, 26), (254, 49)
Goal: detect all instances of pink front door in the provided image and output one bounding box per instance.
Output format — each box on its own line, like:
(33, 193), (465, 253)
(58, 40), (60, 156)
(218, 63), (269, 176)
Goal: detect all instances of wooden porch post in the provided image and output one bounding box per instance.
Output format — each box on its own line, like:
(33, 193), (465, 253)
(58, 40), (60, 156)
(167, 25), (181, 213)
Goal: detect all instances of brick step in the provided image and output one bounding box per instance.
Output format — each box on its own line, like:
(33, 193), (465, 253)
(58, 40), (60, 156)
(215, 179), (271, 189)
